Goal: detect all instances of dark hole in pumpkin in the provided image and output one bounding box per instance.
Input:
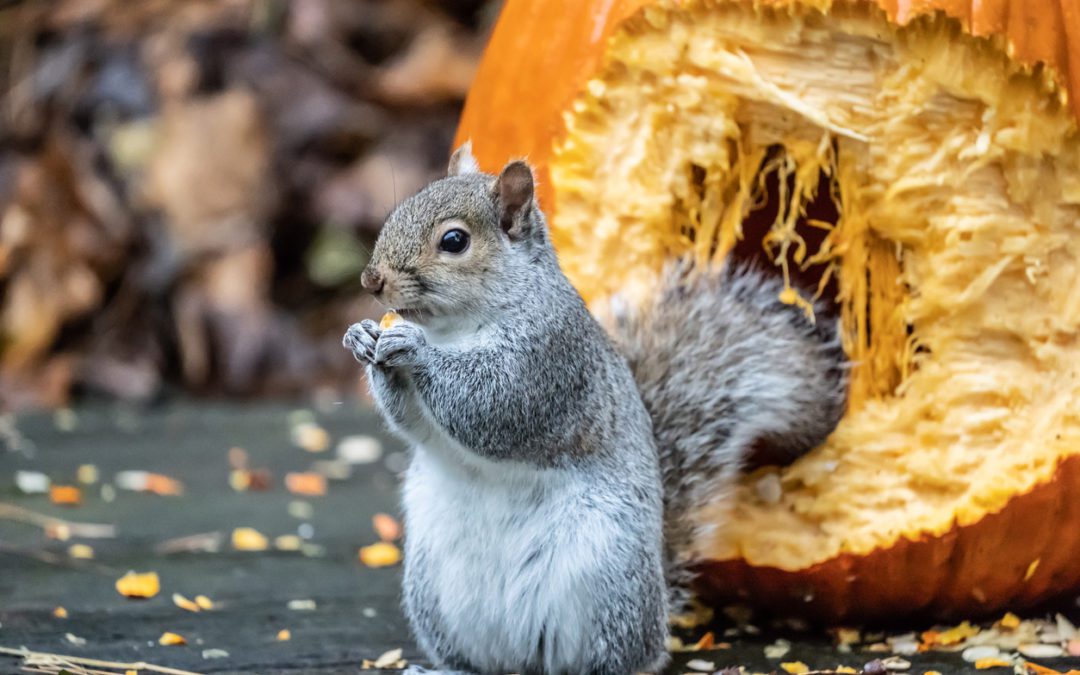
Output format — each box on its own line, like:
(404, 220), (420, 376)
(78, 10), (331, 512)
(731, 145), (840, 310)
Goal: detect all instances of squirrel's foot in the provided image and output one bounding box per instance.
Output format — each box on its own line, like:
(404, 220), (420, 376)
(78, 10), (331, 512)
(374, 322), (427, 368)
(343, 320), (380, 364)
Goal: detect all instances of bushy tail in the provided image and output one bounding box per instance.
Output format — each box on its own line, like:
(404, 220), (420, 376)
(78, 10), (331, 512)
(606, 259), (847, 599)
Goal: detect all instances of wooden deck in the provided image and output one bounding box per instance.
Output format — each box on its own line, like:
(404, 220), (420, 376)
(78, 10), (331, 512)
(1, 401), (1078, 674)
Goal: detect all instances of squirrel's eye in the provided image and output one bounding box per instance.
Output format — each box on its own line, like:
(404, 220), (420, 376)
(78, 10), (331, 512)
(439, 228), (470, 254)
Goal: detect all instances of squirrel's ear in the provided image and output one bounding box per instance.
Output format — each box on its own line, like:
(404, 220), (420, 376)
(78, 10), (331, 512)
(495, 160), (535, 240)
(448, 141), (480, 176)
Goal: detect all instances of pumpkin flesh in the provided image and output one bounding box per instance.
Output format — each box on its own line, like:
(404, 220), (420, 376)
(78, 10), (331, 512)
(459, 0), (1080, 619)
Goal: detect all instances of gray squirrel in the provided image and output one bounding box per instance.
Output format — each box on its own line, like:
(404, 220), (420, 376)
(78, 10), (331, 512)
(342, 143), (847, 675)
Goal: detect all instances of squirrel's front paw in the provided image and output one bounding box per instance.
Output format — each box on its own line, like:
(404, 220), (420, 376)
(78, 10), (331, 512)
(343, 320), (381, 364)
(374, 322), (427, 368)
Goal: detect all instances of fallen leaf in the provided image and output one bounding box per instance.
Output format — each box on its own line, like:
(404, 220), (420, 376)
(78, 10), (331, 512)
(336, 435), (382, 464)
(277, 629), (291, 641)
(359, 542), (402, 568)
(292, 422), (329, 452)
(974, 658), (1012, 670)
(15, 470), (50, 494)
(288, 500), (314, 519)
(372, 513), (401, 542)
(53, 408), (78, 432)
(923, 621), (979, 647)
(76, 464), (98, 484)
(275, 534), (302, 551)
(173, 593), (201, 612)
(146, 473), (185, 496)
(115, 470), (184, 496)
(692, 631), (715, 651)
(228, 446), (249, 469)
(835, 668), (858, 674)
(68, 544), (94, 559)
(285, 472), (327, 496)
(1025, 663), (1064, 675)
(229, 469), (251, 491)
(372, 647), (404, 668)
(962, 646), (1001, 663)
(45, 523), (71, 540)
(232, 527), (268, 551)
(780, 662), (809, 674)
(999, 612), (1021, 629)
(1020, 644), (1065, 659)
(159, 631), (187, 646)
(833, 628), (861, 649)
(195, 595), (215, 610)
(49, 485), (82, 506)
(880, 656), (912, 671)
(686, 659), (715, 672)
(311, 459), (351, 480)
(53, 606), (68, 618)
(65, 633), (86, 645)
(288, 599), (317, 611)
(115, 571), (160, 599)
(764, 639), (792, 659)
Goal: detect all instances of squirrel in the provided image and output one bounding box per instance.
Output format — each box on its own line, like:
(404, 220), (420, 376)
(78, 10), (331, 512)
(342, 143), (847, 675)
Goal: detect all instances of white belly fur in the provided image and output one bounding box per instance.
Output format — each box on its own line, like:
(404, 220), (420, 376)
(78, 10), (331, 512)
(403, 438), (615, 673)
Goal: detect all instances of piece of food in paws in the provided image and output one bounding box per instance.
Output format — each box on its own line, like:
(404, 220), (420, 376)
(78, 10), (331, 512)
(380, 310), (402, 330)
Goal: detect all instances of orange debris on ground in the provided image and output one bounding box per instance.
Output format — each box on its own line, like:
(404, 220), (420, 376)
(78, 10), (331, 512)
(285, 472), (327, 497)
(115, 571), (160, 599)
(49, 485), (82, 506)
(975, 658), (1012, 669)
(231, 527), (269, 551)
(358, 542), (402, 568)
(372, 513), (401, 542)
(146, 473), (184, 496)
(172, 593), (201, 612)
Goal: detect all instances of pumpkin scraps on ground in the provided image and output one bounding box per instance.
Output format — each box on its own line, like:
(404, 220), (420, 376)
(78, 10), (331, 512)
(665, 608), (1080, 674)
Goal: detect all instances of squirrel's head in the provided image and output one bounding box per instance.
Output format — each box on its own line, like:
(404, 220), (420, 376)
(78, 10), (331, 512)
(361, 142), (548, 321)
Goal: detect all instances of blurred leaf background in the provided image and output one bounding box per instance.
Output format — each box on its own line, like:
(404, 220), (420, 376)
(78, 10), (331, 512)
(0, 0), (499, 409)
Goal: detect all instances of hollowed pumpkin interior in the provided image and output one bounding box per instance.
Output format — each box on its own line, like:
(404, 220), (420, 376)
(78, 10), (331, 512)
(548, 2), (1080, 571)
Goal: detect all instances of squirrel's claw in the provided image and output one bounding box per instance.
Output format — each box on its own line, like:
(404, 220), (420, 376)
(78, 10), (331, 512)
(343, 322), (378, 365)
(374, 322), (426, 368)
(359, 318), (381, 340)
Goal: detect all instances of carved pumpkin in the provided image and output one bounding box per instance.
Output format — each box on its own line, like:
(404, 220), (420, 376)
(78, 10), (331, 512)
(455, 0), (1080, 621)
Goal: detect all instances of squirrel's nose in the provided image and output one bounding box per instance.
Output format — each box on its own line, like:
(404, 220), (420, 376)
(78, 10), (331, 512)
(361, 268), (385, 294)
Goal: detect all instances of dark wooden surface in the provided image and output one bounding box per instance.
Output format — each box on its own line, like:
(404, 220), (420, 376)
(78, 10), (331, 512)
(1, 401), (1079, 674)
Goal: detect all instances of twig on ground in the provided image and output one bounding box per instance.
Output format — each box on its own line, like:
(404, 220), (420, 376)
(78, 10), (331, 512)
(0, 503), (117, 538)
(0, 646), (204, 675)
(155, 531), (223, 555)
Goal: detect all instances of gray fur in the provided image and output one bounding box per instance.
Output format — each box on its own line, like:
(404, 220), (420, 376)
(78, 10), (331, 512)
(343, 149), (847, 673)
(607, 259), (847, 602)
(345, 154), (668, 675)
